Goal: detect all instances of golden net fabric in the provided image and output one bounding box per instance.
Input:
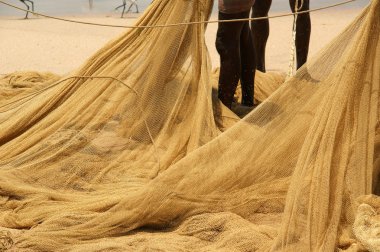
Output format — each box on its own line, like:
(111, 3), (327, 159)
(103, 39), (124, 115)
(0, 0), (379, 251)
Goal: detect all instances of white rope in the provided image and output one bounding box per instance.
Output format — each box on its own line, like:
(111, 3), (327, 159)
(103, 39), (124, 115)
(287, 0), (305, 78)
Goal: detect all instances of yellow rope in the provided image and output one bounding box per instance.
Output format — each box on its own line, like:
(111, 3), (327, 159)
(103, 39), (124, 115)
(0, 231), (13, 251)
(0, 0), (359, 29)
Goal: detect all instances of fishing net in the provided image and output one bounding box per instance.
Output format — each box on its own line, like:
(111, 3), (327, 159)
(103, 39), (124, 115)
(0, 0), (379, 251)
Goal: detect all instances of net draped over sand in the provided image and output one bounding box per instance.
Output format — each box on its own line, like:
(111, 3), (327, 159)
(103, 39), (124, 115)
(0, 0), (379, 251)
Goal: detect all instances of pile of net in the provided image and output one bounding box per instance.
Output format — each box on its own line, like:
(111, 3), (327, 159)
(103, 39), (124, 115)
(0, 0), (379, 251)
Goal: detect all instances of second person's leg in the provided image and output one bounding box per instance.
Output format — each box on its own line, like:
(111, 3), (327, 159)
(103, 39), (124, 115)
(240, 18), (256, 106)
(251, 0), (272, 72)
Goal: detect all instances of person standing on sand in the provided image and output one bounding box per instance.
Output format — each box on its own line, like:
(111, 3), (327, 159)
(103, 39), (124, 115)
(251, 0), (311, 72)
(216, 0), (256, 109)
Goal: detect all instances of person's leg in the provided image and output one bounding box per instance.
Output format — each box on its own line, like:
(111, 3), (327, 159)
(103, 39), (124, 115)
(289, 0), (311, 69)
(115, 0), (126, 10)
(135, 1), (139, 13)
(251, 0), (272, 72)
(19, 0), (30, 19)
(121, 0), (127, 18)
(216, 12), (245, 108)
(25, 0), (34, 11)
(240, 18), (256, 106)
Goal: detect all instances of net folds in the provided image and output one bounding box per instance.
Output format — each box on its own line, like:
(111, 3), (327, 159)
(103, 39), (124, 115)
(0, 0), (379, 251)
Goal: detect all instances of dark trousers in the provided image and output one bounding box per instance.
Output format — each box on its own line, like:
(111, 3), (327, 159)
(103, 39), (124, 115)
(216, 11), (255, 108)
(251, 0), (310, 71)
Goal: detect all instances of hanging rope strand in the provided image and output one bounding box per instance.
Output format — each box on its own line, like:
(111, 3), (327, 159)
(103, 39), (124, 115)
(287, 0), (305, 77)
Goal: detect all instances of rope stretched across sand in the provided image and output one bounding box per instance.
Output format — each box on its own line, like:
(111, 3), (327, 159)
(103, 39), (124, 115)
(0, 0), (359, 29)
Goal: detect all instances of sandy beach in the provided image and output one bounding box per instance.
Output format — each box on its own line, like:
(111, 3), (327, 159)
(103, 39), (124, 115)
(0, 8), (365, 75)
(0, 0), (379, 250)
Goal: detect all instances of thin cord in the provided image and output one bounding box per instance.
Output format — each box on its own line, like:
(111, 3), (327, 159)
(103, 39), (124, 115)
(0, 0), (359, 29)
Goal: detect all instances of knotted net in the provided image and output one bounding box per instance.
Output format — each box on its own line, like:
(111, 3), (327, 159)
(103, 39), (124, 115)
(0, 0), (379, 251)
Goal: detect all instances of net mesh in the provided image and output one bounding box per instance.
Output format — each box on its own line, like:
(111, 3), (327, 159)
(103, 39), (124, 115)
(0, 0), (379, 251)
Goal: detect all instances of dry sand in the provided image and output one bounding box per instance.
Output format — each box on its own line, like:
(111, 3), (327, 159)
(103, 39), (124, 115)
(0, 8), (363, 75)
